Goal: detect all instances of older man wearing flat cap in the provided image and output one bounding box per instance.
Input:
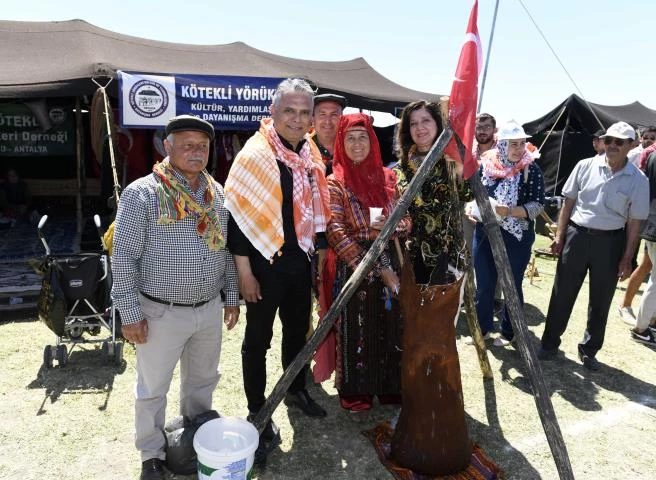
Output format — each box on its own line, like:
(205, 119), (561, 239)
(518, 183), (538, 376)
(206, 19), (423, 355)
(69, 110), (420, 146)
(111, 114), (240, 480)
(311, 93), (347, 176)
(540, 121), (649, 371)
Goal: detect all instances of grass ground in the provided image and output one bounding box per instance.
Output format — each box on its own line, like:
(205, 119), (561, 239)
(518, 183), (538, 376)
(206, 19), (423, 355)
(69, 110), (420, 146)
(1, 235), (655, 479)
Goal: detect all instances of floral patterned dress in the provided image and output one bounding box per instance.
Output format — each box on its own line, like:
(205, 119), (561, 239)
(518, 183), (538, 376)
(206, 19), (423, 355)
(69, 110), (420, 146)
(394, 150), (472, 285)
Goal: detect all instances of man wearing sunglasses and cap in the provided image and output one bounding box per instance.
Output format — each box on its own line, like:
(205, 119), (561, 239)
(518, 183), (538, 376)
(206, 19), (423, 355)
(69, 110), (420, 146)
(539, 121), (649, 371)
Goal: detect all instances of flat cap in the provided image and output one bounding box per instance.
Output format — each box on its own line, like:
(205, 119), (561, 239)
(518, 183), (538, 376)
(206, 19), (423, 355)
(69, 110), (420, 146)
(165, 115), (215, 141)
(314, 93), (347, 109)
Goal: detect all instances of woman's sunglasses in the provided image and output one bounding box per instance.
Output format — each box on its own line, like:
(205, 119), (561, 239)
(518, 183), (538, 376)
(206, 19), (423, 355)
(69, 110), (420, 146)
(603, 137), (629, 147)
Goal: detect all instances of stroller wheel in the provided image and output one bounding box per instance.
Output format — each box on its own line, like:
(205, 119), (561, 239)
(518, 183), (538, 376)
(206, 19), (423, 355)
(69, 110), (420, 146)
(68, 321), (85, 340)
(56, 345), (68, 368)
(101, 341), (109, 365)
(43, 345), (53, 369)
(114, 342), (124, 365)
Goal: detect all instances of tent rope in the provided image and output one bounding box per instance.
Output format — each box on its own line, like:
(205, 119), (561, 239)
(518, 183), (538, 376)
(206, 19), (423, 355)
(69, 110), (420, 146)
(538, 104), (567, 152)
(517, 0), (605, 130)
(91, 77), (121, 205)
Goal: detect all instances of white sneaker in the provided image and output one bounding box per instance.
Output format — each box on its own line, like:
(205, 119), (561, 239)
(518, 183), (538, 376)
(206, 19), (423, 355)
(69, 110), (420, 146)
(618, 306), (636, 326)
(464, 332), (492, 345)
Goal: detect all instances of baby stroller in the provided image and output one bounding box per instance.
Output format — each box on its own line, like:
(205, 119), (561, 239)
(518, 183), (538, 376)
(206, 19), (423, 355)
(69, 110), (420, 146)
(37, 214), (123, 368)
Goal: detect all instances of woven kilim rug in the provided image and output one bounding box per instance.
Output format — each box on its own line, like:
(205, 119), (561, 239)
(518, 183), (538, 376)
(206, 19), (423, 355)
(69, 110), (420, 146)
(363, 421), (503, 480)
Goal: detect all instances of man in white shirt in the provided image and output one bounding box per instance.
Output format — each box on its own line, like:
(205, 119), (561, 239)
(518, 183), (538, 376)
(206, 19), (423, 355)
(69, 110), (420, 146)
(627, 125), (656, 169)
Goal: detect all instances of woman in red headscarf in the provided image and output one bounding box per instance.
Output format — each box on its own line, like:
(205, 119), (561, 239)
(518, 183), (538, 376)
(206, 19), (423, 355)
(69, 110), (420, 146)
(313, 113), (410, 420)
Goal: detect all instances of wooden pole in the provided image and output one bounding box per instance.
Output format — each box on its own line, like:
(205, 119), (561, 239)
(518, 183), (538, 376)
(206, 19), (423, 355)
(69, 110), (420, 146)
(252, 128), (455, 433)
(463, 272), (493, 378)
(445, 161), (492, 379)
(470, 173), (574, 479)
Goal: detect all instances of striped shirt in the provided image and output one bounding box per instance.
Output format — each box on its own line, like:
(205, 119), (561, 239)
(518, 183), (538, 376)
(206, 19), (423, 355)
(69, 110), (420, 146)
(111, 166), (239, 325)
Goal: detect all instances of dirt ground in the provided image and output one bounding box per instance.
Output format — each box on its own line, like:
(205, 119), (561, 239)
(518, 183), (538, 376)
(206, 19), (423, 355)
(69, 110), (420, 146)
(1, 236), (655, 479)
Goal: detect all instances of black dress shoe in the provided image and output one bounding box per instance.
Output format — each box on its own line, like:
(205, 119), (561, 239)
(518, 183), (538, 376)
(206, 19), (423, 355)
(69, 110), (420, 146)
(578, 346), (600, 371)
(140, 458), (164, 480)
(284, 389), (327, 417)
(537, 347), (558, 361)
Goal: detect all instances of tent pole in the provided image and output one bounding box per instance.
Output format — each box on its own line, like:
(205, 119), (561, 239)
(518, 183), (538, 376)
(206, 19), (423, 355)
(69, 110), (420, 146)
(553, 111), (570, 197)
(75, 97), (83, 235)
(477, 0), (500, 113)
(469, 172), (575, 479)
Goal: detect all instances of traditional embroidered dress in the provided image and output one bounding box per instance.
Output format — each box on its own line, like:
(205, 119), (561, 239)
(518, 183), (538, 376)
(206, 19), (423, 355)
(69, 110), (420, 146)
(394, 149), (472, 285)
(314, 114), (409, 412)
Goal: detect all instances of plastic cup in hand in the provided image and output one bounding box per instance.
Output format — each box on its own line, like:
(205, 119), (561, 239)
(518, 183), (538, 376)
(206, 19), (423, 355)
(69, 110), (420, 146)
(369, 207), (383, 226)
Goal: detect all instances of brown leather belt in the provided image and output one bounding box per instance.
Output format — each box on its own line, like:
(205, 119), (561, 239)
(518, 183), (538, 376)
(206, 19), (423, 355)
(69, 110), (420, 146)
(568, 221), (624, 236)
(141, 291), (211, 308)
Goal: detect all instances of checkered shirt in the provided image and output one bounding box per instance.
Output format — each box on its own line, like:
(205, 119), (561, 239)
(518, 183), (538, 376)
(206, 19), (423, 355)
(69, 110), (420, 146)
(111, 167), (239, 325)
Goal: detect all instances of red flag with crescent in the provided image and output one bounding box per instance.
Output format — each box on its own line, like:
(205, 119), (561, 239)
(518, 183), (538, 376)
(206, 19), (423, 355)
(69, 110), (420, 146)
(445, 0), (482, 179)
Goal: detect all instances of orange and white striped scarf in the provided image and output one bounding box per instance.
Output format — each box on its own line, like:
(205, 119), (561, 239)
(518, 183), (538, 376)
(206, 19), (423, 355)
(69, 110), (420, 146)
(224, 118), (330, 260)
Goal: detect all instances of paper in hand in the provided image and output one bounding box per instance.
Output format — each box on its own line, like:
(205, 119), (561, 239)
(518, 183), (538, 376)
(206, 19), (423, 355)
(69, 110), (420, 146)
(465, 197), (502, 222)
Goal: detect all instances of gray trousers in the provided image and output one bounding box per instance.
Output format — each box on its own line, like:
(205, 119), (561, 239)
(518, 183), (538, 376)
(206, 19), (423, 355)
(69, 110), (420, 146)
(636, 240), (656, 331)
(135, 294), (223, 461)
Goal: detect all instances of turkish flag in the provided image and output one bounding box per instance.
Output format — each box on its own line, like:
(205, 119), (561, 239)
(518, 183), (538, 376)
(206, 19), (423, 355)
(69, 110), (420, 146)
(445, 0), (482, 179)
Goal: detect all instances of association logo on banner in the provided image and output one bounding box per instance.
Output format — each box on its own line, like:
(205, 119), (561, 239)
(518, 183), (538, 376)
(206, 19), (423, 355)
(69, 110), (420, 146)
(119, 72), (176, 127)
(129, 79), (169, 118)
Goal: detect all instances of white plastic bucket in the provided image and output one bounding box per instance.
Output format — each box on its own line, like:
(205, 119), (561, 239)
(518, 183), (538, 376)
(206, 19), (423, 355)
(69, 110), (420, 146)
(193, 417), (259, 480)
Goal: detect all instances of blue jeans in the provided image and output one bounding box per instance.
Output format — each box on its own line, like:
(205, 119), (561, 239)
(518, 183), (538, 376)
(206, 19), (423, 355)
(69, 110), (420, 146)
(473, 224), (534, 339)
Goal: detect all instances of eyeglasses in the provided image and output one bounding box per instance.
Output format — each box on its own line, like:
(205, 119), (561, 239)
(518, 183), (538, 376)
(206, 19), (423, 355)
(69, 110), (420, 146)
(603, 137), (629, 147)
(643, 135), (656, 141)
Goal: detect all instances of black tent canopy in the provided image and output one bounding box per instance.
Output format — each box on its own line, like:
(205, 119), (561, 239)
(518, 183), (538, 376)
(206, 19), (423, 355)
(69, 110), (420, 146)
(523, 94), (656, 196)
(0, 19), (441, 113)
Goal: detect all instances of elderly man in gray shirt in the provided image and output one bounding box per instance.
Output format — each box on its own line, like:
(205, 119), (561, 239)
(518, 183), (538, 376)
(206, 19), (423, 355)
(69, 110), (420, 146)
(539, 121), (649, 371)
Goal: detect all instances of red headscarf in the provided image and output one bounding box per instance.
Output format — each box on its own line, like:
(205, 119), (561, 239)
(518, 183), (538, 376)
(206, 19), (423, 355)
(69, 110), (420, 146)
(332, 113), (395, 213)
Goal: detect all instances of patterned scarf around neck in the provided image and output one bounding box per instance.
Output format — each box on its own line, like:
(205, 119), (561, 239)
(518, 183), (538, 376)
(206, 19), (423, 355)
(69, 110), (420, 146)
(262, 118), (330, 256)
(480, 140), (534, 240)
(152, 159), (225, 251)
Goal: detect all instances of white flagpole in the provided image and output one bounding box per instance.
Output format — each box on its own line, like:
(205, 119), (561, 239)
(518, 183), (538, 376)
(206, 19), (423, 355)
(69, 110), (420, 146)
(477, 0), (500, 112)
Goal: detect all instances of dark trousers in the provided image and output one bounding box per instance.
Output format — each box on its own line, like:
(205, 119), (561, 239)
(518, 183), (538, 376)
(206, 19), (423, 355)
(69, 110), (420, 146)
(541, 225), (625, 356)
(473, 224), (534, 338)
(242, 260), (311, 413)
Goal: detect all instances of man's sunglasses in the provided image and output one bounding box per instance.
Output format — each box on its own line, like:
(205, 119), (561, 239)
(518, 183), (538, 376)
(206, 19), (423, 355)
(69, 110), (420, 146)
(603, 137), (629, 147)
